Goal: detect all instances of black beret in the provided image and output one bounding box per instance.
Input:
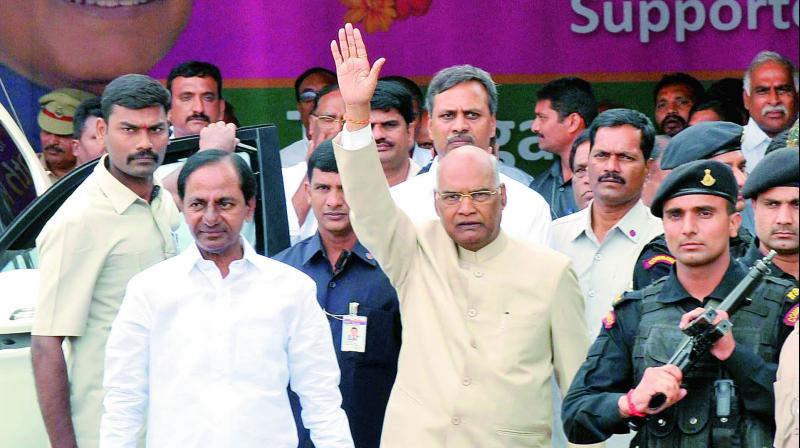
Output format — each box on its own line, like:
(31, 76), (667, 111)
(660, 121), (743, 170)
(742, 147), (800, 199)
(651, 159), (738, 218)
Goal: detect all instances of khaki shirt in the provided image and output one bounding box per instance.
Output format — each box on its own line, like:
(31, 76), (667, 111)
(551, 201), (663, 338)
(775, 323), (799, 448)
(33, 155), (179, 448)
(334, 134), (589, 448)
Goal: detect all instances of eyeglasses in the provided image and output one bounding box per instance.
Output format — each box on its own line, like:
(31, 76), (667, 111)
(311, 113), (344, 130)
(436, 188), (500, 205)
(299, 90), (319, 103)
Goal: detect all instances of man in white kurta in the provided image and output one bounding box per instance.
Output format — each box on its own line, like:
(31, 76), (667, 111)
(100, 151), (352, 448)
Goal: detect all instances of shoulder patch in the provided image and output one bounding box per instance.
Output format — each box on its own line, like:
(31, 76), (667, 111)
(787, 287), (799, 303)
(784, 303), (799, 326)
(602, 309), (616, 330)
(643, 254), (675, 270)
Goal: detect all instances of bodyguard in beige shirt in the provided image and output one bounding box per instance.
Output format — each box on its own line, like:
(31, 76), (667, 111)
(551, 109), (663, 338)
(31, 74), (179, 448)
(330, 24), (589, 447)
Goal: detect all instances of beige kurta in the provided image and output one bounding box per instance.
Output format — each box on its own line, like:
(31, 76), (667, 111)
(775, 322), (799, 448)
(334, 136), (589, 448)
(33, 155), (179, 448)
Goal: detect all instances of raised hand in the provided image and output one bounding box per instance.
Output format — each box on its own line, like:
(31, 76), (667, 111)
(330, 23), (385, 126)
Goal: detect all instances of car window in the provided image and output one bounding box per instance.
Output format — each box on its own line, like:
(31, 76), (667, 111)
(0, 121), (38, 230)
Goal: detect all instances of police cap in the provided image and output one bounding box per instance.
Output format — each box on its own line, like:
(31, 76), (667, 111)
(660, 121), (742, 170)
(38, 88), (96, 136)
(650, 159), (738, 218)
(742, 148), (800, 199)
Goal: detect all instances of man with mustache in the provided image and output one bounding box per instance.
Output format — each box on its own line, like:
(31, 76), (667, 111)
(369, 80), (421, 186)
(740, 147), (799, 282)
(653, 73), (704, 137)
(563, 159), (797, 447)
(530, 77), (598, 219)
(390, 64), (552, 246)
(31, 74), (180, 448)
(166, 60), (225, 138)
(551, 109), (663, 339)
(741, 51), (799, 173)
(37, 88), (96, 184)
(632, 122), (755, 289)
(274, 141), (401, 448)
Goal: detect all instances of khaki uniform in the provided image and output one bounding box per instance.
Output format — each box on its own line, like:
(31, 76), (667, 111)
(334, 135), (589, 448)
(33, 155), (179, 448)
(775, 323), (799, 448)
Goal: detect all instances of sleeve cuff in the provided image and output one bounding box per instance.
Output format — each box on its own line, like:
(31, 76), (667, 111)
(340, 124), (372, 150)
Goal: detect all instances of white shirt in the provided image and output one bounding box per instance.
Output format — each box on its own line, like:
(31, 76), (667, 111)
(741, 117), (772, 174)
(410, 144), (433, 167)
(281, 137), (310, 168)
(389, 158), (553, 246)
(101, 240), (352, 448)
(550, 200), (663, 338)
(282, 161), (318, 245)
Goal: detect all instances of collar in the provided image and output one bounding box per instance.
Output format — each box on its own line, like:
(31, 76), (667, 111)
(744, 118), (771, 146)
(299, 232), (378, 267)
(179, 237), (260, 274)
(547, 158), (570, 186)
(658, 257), (747, 304)
(457, 231), (508, 263)
(569, 200), (650, 244)
(95, 155), (161, 215)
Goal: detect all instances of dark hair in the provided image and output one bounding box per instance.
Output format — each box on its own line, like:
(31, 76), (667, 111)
(101, 74), (171, 120)
(177, 150), (256, 202)
(223, 100), (240, 127)
(294, 67), (336, 101)
(426, 65), (497, 115)
(306, 139), (338, 181)
(311, 84), (340, 114)
(536, 77), (598, 127)
(589, 108), (656, 160)
(381, 76), (424, 117)
(653, 72), (705, 104)
(371, 80), (415, 126)
(706, 77), (747, 121)
(568, 129), (592, 171)
(689, 99), (744, 125)
(73, 97), (102, 139)
(167, 61), (223, 97)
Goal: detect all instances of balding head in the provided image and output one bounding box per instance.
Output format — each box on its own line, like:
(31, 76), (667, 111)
(434, 146), (506, 252)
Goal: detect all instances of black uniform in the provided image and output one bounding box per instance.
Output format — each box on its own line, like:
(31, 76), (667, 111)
(632, 227), (754, 290)
(562, 259), (798, 446)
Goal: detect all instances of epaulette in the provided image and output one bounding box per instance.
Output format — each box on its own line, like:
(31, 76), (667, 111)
(612, 289), (644, 309)
(642, 254), (675, 271)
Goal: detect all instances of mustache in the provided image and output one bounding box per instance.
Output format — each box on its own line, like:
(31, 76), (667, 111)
(44, 144), (65, 154)
(186, 113), (210, 123)
(762, 104), (788, 116)
(662, 113), (687, 126)
(598, 172), (626, 184)
(127, 150), (159, 164)
(375, 138), (394, 147)
(447, 134), (475, 145)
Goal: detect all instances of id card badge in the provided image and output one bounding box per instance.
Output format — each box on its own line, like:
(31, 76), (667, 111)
(341, 302), (367, 352)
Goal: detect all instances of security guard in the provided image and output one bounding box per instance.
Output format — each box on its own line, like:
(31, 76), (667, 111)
(563, 159), (798, 447)
(37, 88), (96, 184)
(632, 122), (754, 289)
(739, 147), (799, 282)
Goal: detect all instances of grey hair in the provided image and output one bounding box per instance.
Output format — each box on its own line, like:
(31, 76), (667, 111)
(425, 65), (498, 115)
(435, 150), (501, 191)
(743, 51), (799, 94)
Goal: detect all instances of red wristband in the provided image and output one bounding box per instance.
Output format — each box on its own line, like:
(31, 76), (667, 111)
(626, 390), (647, 418)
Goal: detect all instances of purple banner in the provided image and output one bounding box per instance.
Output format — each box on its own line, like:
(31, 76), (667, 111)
(151, 0), (800, 81)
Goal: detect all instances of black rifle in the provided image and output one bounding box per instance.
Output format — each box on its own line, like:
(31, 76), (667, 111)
(647, 250), (777, 410)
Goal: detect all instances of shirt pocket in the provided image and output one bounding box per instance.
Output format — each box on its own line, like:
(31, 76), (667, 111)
(494, 425), (548, 448)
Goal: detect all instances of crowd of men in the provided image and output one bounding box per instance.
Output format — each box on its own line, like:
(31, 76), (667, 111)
(21, 22), (799, 448)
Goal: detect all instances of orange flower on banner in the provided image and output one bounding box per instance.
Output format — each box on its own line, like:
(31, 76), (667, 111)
(342, 0), (397, 33)
(395, 0), (431, 20)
